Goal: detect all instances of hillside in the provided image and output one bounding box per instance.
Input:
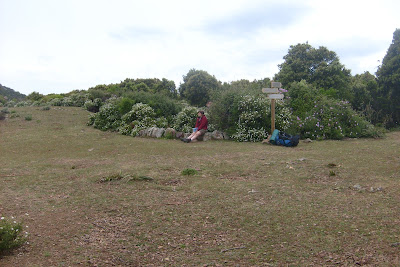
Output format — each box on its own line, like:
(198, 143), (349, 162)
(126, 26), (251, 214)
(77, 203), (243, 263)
(0, 83), (26, 102)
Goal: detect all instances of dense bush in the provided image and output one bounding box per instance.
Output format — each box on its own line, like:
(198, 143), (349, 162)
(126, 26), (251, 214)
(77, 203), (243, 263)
(231, 95), (270, 142)
(122, 91), (182, 122)
(0, 216), (28, 253)
(118, 103), (157, 136)
(84, 98), (102, 113)
(286, 97), (381, 140)
(172, 106), (198, 133)
(89, 103), (121, 131)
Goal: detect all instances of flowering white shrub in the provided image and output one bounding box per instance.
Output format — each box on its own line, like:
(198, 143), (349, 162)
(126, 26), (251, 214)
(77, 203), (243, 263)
(231, 95), (269, 142)
(119, 103), (158, 136)
(49, 98), (63, 106)
(0, 216), (28, 252)
(92, 103), (121, 131)
(275, 101), (293, 131)
(172, 106), (198, 132)
(15, 101), (32, 107)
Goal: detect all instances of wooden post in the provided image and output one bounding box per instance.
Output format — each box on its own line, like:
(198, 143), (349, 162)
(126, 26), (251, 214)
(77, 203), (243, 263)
(262, 81), (284, 136)
(271, 99), (276, 133)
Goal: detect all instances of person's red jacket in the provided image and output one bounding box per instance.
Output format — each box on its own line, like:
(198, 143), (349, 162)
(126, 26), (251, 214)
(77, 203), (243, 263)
(195, 115), (208, 131)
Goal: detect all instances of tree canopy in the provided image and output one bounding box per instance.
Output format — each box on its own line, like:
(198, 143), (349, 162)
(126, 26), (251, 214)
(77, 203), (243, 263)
(376, 28), (400, 127)
(275, 43), (352, 100)
(179, 69), (220, 106)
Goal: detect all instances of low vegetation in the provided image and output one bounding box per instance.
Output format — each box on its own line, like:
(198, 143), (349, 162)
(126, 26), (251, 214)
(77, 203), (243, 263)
(0, 107), (399, 266)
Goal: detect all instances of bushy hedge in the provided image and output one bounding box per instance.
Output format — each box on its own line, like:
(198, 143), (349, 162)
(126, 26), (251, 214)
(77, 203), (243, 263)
(0, 216), (28, 253)
(172, 106), (198, 133)
(231, 95), (269, 142)
(119, 103), (157, 136)
(286, 97), (382, 140)
(88, 103), (121, 131)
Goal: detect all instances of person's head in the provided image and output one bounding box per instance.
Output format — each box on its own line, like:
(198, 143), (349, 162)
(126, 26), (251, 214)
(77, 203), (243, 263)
(197, 110), (205, 117)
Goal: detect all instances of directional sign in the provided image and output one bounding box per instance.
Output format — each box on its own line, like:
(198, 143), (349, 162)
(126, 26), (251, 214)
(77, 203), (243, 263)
(267, 94), (284, 100)
(271, 82), (282, 88)
(262, 88), (279, 94)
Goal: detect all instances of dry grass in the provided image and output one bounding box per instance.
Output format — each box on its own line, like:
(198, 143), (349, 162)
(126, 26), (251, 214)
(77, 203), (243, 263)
(0, 106), (399, 266)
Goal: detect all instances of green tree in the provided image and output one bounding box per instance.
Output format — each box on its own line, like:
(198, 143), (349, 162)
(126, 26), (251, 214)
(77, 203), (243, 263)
(27, 91), (44, 102)
(275, 43), (352, 100)
(350, 72), (378, 121)
(179, 69), (220, 106)
(376, 29), (400, 127)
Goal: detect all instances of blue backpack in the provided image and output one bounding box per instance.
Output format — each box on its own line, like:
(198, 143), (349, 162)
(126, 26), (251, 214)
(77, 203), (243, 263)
(270, 129), (300, 147)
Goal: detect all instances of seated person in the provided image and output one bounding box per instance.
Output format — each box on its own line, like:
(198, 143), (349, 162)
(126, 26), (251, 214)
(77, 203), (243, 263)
(182, 110), (208, 143)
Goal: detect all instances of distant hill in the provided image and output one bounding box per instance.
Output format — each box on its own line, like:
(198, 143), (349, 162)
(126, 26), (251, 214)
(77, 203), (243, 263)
(0, 83), (26, 102)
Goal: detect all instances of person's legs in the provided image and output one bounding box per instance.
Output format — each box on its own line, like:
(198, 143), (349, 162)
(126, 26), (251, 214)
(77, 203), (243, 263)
(189, 131), (202, 140)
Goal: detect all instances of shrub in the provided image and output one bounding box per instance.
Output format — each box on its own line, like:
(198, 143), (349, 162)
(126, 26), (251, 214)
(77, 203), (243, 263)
(231, 95), (270, 142)
(0, 216), (28, 253)
(41, 106), (51, 111)
(84, 98), (102, 113)
(122, 91), (182, 121)
(119, 103), (158, 136)
(116, 97), (134, 115)
(48, 98), (63, 106)
(173, 106), (198, 133)
(25, 115), (32, 121)
(91, 103), (121, 131)
(5, 100), (16, 107)
(15, 101), (31, 107)
(287, 97), (379, 140)
(181, 168), (198, 175)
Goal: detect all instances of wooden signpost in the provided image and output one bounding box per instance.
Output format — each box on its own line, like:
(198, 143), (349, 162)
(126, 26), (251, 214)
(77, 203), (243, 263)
(262, 82), (285, 134)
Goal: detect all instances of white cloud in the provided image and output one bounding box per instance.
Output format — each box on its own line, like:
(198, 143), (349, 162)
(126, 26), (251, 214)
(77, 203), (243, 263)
(0, 0), (399, 95)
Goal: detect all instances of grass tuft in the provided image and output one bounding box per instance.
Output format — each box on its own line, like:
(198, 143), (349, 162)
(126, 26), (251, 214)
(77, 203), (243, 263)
(181, 168), (198, 176)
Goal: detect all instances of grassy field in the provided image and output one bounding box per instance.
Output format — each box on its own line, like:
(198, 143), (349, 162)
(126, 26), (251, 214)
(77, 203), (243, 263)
(0, 106), (399, 266)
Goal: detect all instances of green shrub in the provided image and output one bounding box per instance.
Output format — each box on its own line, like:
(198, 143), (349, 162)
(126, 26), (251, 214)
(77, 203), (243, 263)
(231, 95), (270, 142)
(48, 98), (63, 106)
(25, 115), (32, 121)
(181, 168), (198, 175)
(41, 106), (51, 111)
(0, 216), (28, 253)
(173, 106), (198, 132)
(117, 97), (134, 115)
(91, 103), (121, 131)
(84, 98), (102, 113)
(119, 103), (157, 136)
(122, 91), (182, 121)
(287, 97), (380, 140)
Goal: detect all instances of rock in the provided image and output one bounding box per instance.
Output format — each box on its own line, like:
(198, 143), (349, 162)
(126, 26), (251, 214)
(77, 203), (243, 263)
(303, 138), (313, 143)
(144, 127), (155, 137)
(151, 128), (165, 138)
(176, 132), (184, 139)
(211, 130), (225, 140)
(137, 129), (146, 137)
(353, 184), (362, 191)
(164, 128), (176, 138)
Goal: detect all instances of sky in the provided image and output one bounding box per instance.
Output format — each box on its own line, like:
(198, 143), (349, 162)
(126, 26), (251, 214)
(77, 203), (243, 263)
(0, 0), (399, 95)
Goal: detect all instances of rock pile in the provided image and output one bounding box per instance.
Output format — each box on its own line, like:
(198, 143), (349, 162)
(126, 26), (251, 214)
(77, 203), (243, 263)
(137, 127), (228, 141)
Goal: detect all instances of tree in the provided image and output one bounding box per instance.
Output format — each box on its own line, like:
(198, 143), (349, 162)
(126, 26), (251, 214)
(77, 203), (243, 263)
(376, 29), (400, 127)
(350, 72), (377, 113)
(275, 43), (352, 100)
(27, 91), (44, 102)
(179, 69), (220, 106)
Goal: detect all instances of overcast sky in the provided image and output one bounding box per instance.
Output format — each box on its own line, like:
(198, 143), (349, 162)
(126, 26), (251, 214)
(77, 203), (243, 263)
(0, 0), (399, 95)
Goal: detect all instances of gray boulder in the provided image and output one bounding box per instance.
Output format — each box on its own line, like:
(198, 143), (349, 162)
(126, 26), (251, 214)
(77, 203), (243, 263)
(152, 128), (165, 138)
(165, 128), (176, 139)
